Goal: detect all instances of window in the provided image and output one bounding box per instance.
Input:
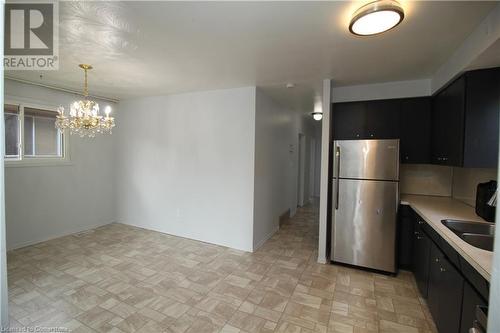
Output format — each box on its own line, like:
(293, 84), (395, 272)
(4, 102), (67, 165)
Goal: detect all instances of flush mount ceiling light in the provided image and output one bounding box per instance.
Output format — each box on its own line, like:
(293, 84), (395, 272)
(312, 111), (323, 121)
(349, 0), (404, 36)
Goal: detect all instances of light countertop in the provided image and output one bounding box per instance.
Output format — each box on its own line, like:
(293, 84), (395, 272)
(401, 194), (493, 282)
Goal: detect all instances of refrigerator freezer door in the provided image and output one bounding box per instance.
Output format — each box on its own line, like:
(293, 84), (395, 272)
(331, 178), (398, 273)
(334, 139), (399, 181)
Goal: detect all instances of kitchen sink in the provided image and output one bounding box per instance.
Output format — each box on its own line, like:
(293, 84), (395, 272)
(441, 219), (495, 251)
(461, 234), (494, 252)
(442, 219), (495, 236)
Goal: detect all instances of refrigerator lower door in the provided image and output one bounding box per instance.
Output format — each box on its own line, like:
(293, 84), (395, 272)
(331, 178), (398, 273)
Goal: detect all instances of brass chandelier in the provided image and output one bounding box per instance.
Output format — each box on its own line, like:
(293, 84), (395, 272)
(56, 64), (115, 137)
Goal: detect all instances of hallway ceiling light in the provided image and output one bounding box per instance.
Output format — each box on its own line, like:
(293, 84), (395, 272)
(56, 64), (115, 137)
(312, 111), (323, 121)
(349, 0), (404, 36)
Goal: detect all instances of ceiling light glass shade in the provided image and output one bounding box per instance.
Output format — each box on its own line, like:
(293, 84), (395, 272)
(56, 64), (115, 137)
(312, 112), (323, 121)
(350, 0), (404, 36)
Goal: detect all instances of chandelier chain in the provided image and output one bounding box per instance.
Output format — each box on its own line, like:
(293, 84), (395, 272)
(83, 67), (88, 97)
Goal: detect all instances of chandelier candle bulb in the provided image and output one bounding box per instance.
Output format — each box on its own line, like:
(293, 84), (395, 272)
(56, 64), (115, 137)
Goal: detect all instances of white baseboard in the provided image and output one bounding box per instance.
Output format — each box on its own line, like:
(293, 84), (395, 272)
(119, 219), (253, 252)
(7, 221), (114, 251)
(253, 224), (279, 252)
(317, 254), (328, 264)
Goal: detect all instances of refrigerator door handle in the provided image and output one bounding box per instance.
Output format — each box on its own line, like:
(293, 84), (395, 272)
(335, 146), (340, 210)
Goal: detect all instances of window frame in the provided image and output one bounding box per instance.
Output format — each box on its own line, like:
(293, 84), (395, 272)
(4, 97), (70, 167)
(4, 105), (20, 159)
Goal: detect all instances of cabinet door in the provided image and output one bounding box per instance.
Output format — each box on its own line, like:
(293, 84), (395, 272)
(431, 76), (465, 166)
(427, 243), (442, 322)
(400, 97), (431, 164)
(332, 102), (366, 139)
(412, 222), (431, 298)
(463, 68), (500, 168)
(460, 281), (487, 333)
(364, 99), (400, 139)
(398, 205), (415, 269)
(439, 255), (464, 333)
(427, 243), (465, 333)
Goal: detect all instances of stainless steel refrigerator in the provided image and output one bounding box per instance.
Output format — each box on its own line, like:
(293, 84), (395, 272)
(330, 139), (399, 273)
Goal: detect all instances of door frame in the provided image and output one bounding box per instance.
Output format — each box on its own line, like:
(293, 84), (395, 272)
(297, 133), (306, 207)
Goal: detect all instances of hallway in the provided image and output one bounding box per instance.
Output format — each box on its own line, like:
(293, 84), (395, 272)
(7, 204), (436, 332)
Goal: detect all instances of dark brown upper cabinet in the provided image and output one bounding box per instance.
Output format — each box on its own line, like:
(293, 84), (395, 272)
(400, 97), (432, 164)
(431, 76), (466, 166)
(332, 97), (430, 164)
(332, 99), (400, 140)
(364, 99), (400, 139)
(331, 67), (499, 167)
(431, 67), (500, 167)
(463, 68), (500, 168)
(332, 101), (366, 140)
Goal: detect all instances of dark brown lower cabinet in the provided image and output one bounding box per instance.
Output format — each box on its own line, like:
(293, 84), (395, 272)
(460, 281), (487, 333)
(398, 205), (415, 269)
(427, 243), (464, 333)
(412, 222), (431, 298)
(403, 206), (490, 333)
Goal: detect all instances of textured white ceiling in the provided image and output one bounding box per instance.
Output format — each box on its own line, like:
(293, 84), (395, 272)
(6, 1), (496, 110)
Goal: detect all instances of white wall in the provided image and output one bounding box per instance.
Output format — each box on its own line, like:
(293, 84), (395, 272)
(252, 89), (321, 249)
(253, 89), (297, 249)
(0, 4), (9, 322)
(4, 80), (116, 250)
(488, 115), (500, 330)
(115, 87), (256, 252)
(432, 3), (500, 93)
(331, 79), (431, 103)
(318, 79), (331, 264)
(313, 133), (321, 197)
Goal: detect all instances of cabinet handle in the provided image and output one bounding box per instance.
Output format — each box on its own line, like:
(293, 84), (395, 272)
(442, 157), (448, 161)
(435, 258), (439, 263)
(440, 267), (446, 272)
(417, 236), (423, 240)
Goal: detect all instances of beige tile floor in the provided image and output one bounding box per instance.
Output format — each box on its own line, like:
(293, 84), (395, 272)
(7, 203), (437, 333)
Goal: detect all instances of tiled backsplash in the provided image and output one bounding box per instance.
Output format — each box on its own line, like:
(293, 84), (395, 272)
(400, 164), (453, 196)
(401, 164), (498, 208)
(452, 167), (497, 207)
